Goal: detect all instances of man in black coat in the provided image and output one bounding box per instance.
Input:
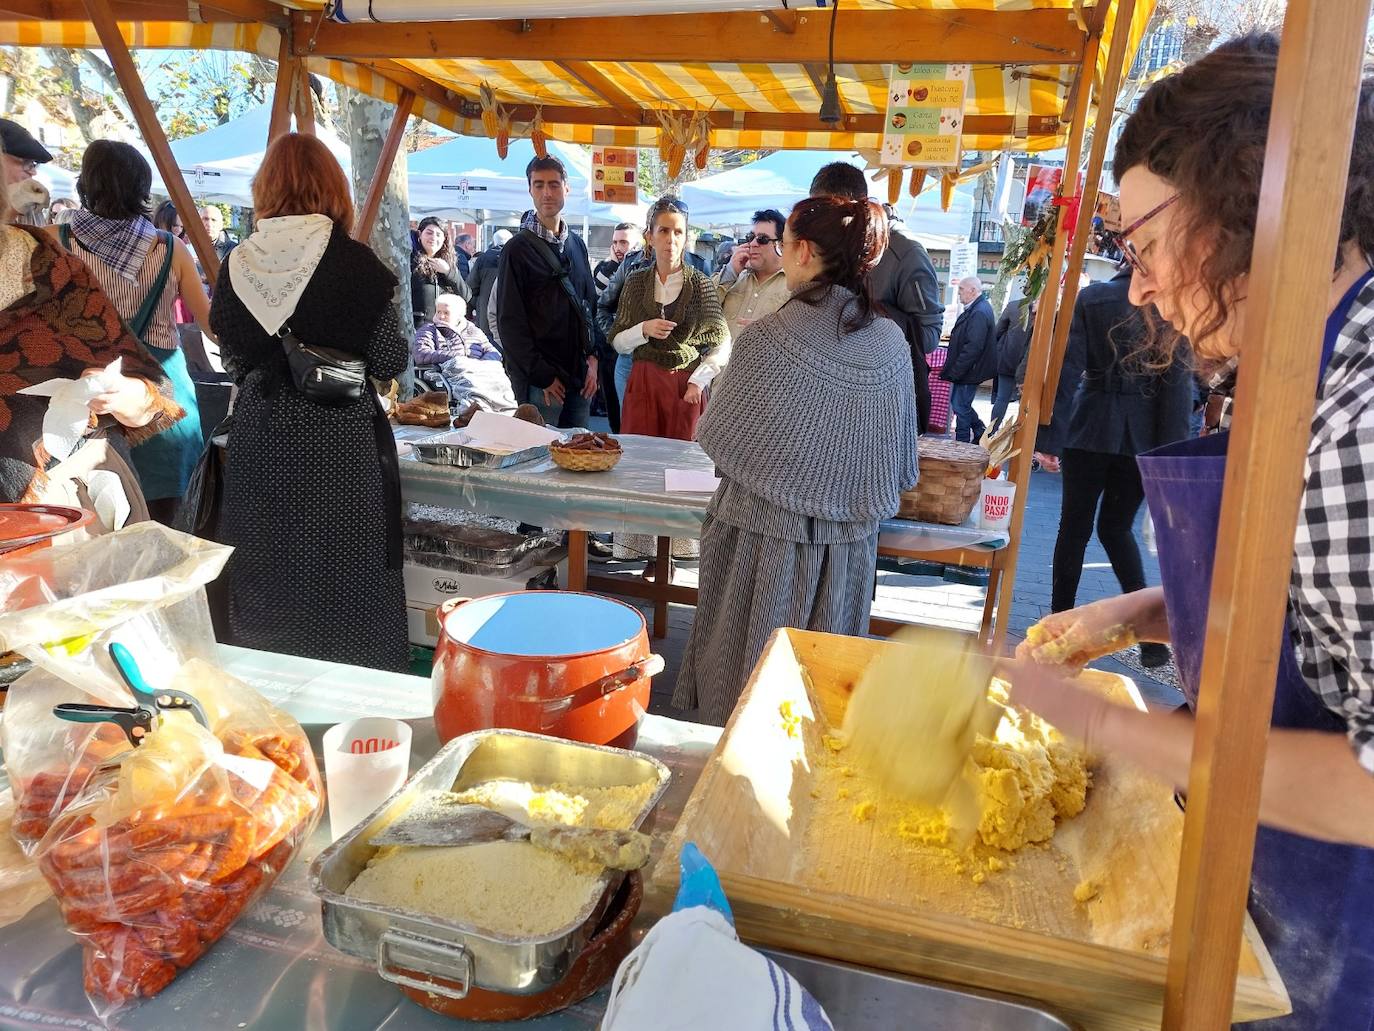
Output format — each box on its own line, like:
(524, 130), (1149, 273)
(465, 228), (510, 335)
(496, 156), (600, 428)
(941, 277), (998, 443)
(1049, 267), (1193, 667)
(809, 164), (943, 432)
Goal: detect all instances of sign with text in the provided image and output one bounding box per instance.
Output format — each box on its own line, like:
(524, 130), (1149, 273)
(946, 242), (979, 304)
(591, 146), (639, 205)
(880, 63), (968, 169)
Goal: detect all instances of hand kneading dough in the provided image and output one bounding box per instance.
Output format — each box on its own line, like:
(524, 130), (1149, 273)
(840, 628), (1000, 807)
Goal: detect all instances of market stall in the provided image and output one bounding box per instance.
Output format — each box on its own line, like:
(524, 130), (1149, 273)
(1, 0), (1358, 1025)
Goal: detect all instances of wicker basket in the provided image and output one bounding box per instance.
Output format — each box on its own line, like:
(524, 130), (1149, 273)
(549, 445), (623, 473)
(899, 437), (989, 525)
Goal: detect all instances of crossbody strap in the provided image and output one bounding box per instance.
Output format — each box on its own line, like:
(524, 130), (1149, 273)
(130, 231), (176, 341)
(520, 228), (591, 344)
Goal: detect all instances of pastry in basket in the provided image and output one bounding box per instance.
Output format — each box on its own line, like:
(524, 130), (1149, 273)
(549, 433), (623, 472)
(554, 432), (622, 453)
(394, 390), (453, 428)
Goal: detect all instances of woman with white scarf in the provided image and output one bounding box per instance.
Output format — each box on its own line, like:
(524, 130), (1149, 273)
(210, 134), (410, 673)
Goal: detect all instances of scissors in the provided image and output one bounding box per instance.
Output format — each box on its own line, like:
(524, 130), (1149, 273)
(53, 642), (209, 748)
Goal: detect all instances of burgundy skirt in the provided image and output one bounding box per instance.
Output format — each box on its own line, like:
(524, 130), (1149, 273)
(621, 361), (704, 441)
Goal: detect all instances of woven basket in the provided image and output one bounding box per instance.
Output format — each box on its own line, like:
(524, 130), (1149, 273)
(899, 438), (989, 525)
(549, 446), (623, 473)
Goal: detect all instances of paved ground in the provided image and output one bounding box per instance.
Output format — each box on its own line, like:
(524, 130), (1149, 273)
(583, 393), (1186, 718)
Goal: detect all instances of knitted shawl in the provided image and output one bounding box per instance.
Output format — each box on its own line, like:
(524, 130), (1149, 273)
(0, 226), (182, 503)
(609, 263), (728, 371)
(698, 283), (920, 523)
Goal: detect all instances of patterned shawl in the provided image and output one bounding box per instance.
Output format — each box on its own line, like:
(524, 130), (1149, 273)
(0, 225), (182, 503)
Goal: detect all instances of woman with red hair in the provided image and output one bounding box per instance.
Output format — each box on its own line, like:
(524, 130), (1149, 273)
(211, 133), (409, 671)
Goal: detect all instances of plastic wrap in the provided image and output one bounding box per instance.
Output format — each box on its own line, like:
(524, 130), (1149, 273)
(0, 524), (323, 1019)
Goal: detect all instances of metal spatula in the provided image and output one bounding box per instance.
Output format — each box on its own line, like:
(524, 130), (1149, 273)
(370, 802), (652, 871)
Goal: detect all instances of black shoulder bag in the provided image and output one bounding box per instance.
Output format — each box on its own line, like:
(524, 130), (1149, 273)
(278, 325), (369, 406)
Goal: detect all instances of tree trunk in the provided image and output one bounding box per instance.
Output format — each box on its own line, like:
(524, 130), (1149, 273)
(338, 85), (416, 395)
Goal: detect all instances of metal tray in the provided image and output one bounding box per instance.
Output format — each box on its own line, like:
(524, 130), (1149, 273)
(402, 520), (558, 566)
(310, 729), (670, 1000)
(764, 949), (1078, 1030)
(402, 542), (567, 579)
(411, 429), (549, 469)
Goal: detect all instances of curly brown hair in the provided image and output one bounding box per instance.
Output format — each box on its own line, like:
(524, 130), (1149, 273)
(1114, 32), (1374, 361)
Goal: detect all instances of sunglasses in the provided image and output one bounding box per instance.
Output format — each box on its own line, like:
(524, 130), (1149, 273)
(741, 233), (780, 247)
(1120, 194), (1179, 278)
(656, 197), (689, 214)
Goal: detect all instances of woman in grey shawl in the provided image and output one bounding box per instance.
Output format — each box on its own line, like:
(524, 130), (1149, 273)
(676, 197), (919, 724)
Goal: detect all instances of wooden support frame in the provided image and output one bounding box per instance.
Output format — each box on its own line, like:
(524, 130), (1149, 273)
(79, 0), (219, 283)
(556, 60), (642, 122)
(8, 0), (283, 21)
(267, 34), (296, 144)
(1162, 0), (1373, 1024)
(353, 88), (414, 243)
(1039, 0), (1136, 413)
(294, 8), (1083, 65)
(990, 32), (1101, 654)
(293, 66), (316, 137)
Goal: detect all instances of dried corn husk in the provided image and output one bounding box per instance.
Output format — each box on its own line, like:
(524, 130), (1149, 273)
(496, 109), (513, 159)
(530, 108), (548, 159)
(887, 168), (902, 204)
(655, 110), (675, 161)
(909, 167), (927, 197)
(689, 112), (711, 171)
(940, 170), (956, 211)
(479, 81), (499, 137)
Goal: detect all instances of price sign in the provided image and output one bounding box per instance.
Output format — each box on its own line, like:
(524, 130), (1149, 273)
(880, 63), (969, 169)
(591, 146), (639, 204)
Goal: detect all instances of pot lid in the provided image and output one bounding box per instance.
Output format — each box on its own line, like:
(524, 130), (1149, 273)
(441, 592), (645, 657)
(0, 504), (91, 551)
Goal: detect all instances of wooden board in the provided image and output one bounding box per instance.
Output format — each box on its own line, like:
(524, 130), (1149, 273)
(651, 629), (1290, 1031)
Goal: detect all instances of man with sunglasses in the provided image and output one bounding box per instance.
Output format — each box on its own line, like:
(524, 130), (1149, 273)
(715, 209), (790, 341)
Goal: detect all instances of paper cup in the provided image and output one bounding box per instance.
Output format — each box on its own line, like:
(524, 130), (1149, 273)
(322, 717), (412, 842)
(978, 478), (1017, 532)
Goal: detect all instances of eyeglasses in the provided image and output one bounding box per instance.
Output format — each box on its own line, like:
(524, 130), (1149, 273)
(8, 156), (36, 174)
(742, 233), (780, 247)
(1120, 194), (1179, 278)
(654, 197), (689, 214)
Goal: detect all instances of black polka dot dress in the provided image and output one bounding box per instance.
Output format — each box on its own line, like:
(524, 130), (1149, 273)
(210, 225), (411, 673)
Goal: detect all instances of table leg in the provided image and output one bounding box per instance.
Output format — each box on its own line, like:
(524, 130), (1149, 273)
(981, 560), (1002, 646)
(652, 536), (671, 639)
(567, 530), (589, 592)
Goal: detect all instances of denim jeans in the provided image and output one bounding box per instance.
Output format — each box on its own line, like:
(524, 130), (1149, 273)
(948, 382), (985, 443)
(528, 386), (591, 430)
(614, 353), (633, 407)
(989, 374), (1019, 431)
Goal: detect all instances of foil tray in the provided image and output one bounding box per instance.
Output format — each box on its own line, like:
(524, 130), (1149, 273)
(411, 430), (549, 469)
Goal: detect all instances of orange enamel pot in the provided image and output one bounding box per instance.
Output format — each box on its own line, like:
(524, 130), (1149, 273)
(431, 591), (662, 749)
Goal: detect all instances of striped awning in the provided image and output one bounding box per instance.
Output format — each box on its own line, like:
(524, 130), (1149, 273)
(0, 0), (1154, 153)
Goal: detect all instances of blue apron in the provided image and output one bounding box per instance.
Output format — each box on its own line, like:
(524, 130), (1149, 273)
(1135, 272), (1374, 1029)
(130, 342), (202, 502)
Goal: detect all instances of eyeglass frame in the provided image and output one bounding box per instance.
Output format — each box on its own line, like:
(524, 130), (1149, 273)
(1119, 193), (1179, 278)
(6, 155), (37, 175)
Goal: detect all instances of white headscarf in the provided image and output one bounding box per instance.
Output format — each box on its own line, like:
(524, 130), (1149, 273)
(228, 213), (333, 335)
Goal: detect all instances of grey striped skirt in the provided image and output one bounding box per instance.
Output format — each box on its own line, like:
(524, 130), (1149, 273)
(675, 507), (879, 725)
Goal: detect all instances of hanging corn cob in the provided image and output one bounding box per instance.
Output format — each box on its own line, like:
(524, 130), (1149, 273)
(690, 112), (711, 171)
(479, 81), (499, 138)
(940, 169), (956, 211)
(909, 167), (927, 198)
(886, 168), (902, 205)
(530, 108), (548, 159)
(655, 110), (674, 162)
(496, 108), (514, 159)
(665, 116), (690, 179)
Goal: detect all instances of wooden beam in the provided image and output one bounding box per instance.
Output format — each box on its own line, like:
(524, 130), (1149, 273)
(763, 8), (796, 34)
(80, 0), (219, 283)
(556, 60), (641, 121)
(1039, 0), (1136, 414)
(32, 0), (274, 20)
(293, 65), (316, 136)
(196, 0), (285, 25)
(990, 35), (1099, 653)
(295, 8), (1084, 65)
(353, 88), (413, 243)
(1162, 0), (1373, 1025)
(267, 34), (295, 145)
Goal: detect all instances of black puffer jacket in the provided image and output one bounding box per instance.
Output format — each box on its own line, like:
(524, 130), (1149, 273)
(996, 298), (1034, 379)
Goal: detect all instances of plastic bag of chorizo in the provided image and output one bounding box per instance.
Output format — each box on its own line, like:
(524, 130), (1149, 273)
(3, 656), (322, 1019)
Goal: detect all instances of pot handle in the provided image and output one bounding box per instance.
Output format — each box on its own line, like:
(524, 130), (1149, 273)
(583, 653), (665, 700)
(377, 928), (473, 1001)
(436, 596), (472, 619)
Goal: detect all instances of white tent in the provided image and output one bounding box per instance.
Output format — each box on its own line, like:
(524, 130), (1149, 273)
(36, 163), (77, 203)
(679, 150), (975, 248)
(142, 106), (353, 207)
(408, 135), (645, 224)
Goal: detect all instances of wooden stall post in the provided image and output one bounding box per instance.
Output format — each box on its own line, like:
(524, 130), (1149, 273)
(352, 88), (414, 243)
(1162, 0), (1372, 1025)
(1038, 0), (1135, 413)
(268, 32), (296, 143)
(988, 33), (1100, 652)
(81, 0), (220, 283)
(294, 66), (317, 137)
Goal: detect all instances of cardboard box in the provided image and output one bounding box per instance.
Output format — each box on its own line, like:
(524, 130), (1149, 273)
(402, 559), (566, 647)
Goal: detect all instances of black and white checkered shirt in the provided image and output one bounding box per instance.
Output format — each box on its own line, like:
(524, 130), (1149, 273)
(1215, 279), (1374, 773)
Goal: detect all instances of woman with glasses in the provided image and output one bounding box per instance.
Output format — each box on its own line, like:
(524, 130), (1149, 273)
(1005, 35), (1374, 1028)
(675, 196), (918, 725)
(609, 196), (729, 442)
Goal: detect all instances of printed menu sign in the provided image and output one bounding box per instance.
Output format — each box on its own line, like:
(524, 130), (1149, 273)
(591, 146), (639, 204)
(880, 63), (968, 168)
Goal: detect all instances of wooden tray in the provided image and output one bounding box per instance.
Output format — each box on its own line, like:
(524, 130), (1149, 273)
(651, 629), (1290, 1031)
